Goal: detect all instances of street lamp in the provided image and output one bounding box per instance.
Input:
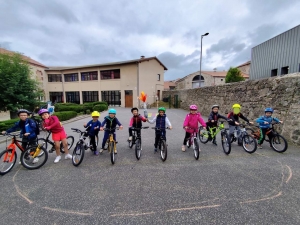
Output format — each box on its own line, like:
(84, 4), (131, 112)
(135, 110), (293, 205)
(199, 32), (209, 88)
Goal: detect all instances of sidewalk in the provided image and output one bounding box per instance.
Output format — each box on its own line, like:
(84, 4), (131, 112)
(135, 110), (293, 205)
(0, 114), (90, 144)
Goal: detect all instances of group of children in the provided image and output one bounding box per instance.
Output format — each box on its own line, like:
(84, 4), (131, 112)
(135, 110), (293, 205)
(2, 104), (283, 164)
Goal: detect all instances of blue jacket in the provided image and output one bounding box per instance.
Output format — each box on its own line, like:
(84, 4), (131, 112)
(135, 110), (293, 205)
(6, 118), (37, 140)
(85, 120), (101, 136)
(256, 116), (280, 129)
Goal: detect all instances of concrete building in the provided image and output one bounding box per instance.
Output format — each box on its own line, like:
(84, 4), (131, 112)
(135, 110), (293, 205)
(250, 24), (300, 79)
(45, 56), (167, 107)
(175, 70), (249, 89)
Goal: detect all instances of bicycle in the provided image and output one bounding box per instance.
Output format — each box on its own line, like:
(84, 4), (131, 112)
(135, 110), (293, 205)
(103, 128), (120, 165)
(226, 124), (257, 153)
(185, 128), (200, 160)
(128, 126), (149, 160)
(198, 120), (231, 155)
(247, 122), (288, 153)
(0, 134), (48, 175)
(37, 131), (74, 154)
(152, 127), (170, 162)
(70, 126), (99, 166)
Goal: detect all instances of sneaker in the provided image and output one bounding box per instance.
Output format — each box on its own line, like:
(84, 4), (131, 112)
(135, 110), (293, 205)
(54, 155), (61, 163)
(65, 154), (72, 160)
(154, 148), (157, 153)
(128, 136), (132, 141)
(32, 158), (39, 164)
(182, 145), (186, 152)
(258, 145), (262, 149)
(94, 151), (99, 155)
(100, 148), (104, 153)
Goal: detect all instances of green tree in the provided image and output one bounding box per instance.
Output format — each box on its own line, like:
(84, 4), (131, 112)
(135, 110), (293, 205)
(225, 67), (245, 83)
(0, 52), (43, 111)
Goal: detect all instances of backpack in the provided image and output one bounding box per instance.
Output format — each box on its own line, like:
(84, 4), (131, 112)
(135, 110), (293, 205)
(29, 119), (40, 136)
(227, 112), (241, 118)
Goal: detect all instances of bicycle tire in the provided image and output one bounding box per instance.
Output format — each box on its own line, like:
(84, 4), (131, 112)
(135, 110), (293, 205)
(72, 143), (85, 167)
(198, 127), (209, 144)
(193, 138), (200, 160)
(0, 149), (17, 175)
(21, 146), (48, 170)
(135, 138), (141, 160)
(221, 131), (231, 155)
(128, 136), (134, 148)
(270, 134), (288, 153)
(160, 140), (167, 162)
(110, 142), (115, 165)
(60, 136), (75, 153)
(242, 134), (257, 153)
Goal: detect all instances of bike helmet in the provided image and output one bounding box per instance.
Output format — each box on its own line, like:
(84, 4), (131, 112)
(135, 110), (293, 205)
(232, 103), (241, 109)
(158, 107), (166, 113)
(38, 109), (49, 115)
(131, 107), (139, 112)
(189, 105), (198, 110)
(265, 107), (274, 113)
(212, 104), (219, 109)
(91, 111), (100, 117)
(17, 109), (30, 116)
(108, 108), (116, 114)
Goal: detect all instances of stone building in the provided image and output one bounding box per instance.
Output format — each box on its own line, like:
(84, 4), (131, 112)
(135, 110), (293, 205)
(236, 61), (251, 75)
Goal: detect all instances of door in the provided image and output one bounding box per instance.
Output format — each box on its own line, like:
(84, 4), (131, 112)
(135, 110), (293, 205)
(157, 90), (160, 101)
(125, 90), (133, 108)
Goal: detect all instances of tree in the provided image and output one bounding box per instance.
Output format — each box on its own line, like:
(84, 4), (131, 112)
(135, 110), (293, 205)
(0, 52), (43, 112)
(225, 67), (245, 83)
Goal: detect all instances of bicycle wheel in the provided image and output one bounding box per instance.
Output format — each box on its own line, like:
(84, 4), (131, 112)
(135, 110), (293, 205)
(193, 138), (200, 160)
(72, 143), (85, 167)
(242, 134), (257, 153)
(135, 138), (141, 160)
(198, 127), (209, 144)
(221, 131), (231, 155)
(110, 142), (115, 165)
(160, 140), (167, 162)
(270, 134), (288, 153)
(60, 136), (75, 153)
(21, 146), (48, 170)
(128, 136), (134, 148)
(37, 138), (49, 151)
(0, 149), (17, 175)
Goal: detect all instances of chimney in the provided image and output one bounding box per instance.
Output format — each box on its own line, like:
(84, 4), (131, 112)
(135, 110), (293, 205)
(140, 56), (145, 59)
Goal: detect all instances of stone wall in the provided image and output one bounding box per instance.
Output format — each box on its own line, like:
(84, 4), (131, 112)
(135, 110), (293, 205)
(163, 73), (300, 146)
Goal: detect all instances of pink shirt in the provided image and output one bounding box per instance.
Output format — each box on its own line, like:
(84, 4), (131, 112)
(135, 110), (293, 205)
(183, 112), (206, 133)
(43, 116), (64, 133)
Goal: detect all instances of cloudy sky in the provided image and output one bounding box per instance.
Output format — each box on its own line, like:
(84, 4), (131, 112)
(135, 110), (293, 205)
(1, 0), (299, 80)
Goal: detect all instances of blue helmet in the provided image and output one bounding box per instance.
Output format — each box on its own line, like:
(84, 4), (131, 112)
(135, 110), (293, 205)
(108, 108), (116, 114)
(265, 107), (274, 113)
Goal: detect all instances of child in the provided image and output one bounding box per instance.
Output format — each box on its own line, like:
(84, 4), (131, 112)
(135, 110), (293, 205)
(128, 107), (147, 141)
(147, 107), (172, 153)
(256, 108), (283, 149)
(38, 109), (72, 163)
(228, 103), (253, 145)
(182, 105), (206, 152)
(2, 109), (37, 156)
(206, 105), (228, 145)
(84, 111), (101, 155)
(100, 109), (123, 153)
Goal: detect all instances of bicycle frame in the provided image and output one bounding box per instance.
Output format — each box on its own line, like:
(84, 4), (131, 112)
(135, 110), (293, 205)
(4, 136), (24, 162)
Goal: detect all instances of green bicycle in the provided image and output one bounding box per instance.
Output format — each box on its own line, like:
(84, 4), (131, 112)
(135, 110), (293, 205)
(198, 120), (231, 155)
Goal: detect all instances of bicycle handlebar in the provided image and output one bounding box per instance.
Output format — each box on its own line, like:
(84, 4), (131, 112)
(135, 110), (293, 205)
(131, 126), (149, 130)
(103, 127), (120, 131)
(151, 127), (170, 130)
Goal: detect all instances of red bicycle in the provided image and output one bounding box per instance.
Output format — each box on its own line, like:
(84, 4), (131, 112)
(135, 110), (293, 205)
(0, 134), (48, 175)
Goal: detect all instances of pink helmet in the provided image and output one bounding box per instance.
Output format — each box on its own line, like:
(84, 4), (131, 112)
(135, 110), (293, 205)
(189, 105), (198, 110)
(38, 109), (49, 115)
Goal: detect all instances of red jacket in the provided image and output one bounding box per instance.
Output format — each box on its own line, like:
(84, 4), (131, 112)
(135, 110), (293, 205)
(183, 112), (206, 133)
(43, 116), (64, 133)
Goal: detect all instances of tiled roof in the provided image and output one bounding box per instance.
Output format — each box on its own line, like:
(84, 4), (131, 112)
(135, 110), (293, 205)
(164, 81), (176, 89)
(236, 61), (251, 68)
(0, 48), (47, 68)
(46, 56), (168, 71)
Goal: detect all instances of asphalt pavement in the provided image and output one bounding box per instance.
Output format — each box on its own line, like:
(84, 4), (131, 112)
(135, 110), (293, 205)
(0, 108), (300, 225)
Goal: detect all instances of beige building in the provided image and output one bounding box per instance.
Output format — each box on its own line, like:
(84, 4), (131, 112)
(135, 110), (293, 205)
(45, 56), (167, 107)
(175, 70), (249, 89)
(164, 81), (176, 90)
(236, 61), (251, 75)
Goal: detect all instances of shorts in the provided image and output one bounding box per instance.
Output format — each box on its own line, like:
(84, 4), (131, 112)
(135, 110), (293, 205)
(52, 130), (67, 141)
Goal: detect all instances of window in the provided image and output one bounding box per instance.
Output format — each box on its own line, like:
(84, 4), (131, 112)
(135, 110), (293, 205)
(101, 91), (121, 106)
(192, 75), (205, 88)
(48, 74), (62, 82)
(221, 79), (223, 81)
(81, 71), (98, 81)
(157, 74), (160, 81)
(281, 66), (289, 75)
(49, 92), (63, 103)
(271, 69), (278, 77)
(66, 92), (80, 104)
(64, 73), (78, 82)
(100, 69), (120, 80)
(82, 91), (99, 103)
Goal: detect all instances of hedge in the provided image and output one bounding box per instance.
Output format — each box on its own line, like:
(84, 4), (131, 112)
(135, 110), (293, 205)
(55, 102), (108, 113)
(0, 118), (21, 131)
(93, 104), (107, 112)
(53, 111), (77, 121)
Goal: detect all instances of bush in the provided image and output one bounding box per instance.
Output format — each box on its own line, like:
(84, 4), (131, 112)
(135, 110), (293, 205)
(93, 104), (107, 112)
(54, 103), (78, 111)
(0, 118), (21, 131)
(53, 111), (77, 121)
(86, 109), (91, 115)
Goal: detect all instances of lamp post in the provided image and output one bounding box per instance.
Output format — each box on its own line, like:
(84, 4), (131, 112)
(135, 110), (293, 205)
(199, 32), (209, 88)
